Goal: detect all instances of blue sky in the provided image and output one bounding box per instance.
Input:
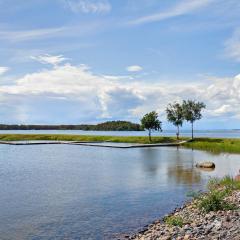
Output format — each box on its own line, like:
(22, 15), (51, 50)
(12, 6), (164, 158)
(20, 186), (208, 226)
(0, 0), (240, 129)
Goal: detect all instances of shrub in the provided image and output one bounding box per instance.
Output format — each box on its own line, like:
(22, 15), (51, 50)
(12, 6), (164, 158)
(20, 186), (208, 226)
(198, 190), (236, 213)
(207, 176), (240, 194)
(164, 215), (184, 227)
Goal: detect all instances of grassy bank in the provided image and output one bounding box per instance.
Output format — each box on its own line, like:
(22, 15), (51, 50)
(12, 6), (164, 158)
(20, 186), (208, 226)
(184, 138), (240, 154)
(0, 134), (179, 144)
(1, 134), (240, 154)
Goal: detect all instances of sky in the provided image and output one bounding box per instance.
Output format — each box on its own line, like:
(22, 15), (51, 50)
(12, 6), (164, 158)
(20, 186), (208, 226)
(0, 0), (240, 129)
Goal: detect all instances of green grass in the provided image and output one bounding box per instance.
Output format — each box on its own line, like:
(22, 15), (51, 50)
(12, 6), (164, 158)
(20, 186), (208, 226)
(196, 176), (239, 213)
(0, 134), (180, 144)
(183, 137), (240, 154)
(164, 215), (184, 227)
(2, 134), (240, 154)
(208, 176), (240, 193)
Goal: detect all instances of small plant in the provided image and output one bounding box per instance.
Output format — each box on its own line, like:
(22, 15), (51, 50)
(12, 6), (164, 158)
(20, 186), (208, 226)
(164, 215), (184, 227)
(207, 176), (240, 193)
(219, 176), (240, 191)
(198, 189), (236, 213)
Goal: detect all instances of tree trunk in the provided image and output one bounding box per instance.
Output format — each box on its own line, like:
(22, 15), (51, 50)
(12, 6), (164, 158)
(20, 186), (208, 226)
(176, 125), (179, 140)
(148, 129), (152, 142)
(191, 122), (194, 139)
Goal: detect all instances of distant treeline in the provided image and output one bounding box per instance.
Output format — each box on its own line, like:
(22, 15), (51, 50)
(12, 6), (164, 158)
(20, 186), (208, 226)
(0, 121), (143, 131)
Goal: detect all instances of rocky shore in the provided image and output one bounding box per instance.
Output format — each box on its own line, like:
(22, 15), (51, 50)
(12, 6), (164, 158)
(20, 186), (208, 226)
(127, 188), (240, 240)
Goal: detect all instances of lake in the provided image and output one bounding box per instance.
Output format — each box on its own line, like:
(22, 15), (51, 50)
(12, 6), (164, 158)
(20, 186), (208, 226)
(0, 129), (240, 138)
(0, 144), (240, 240)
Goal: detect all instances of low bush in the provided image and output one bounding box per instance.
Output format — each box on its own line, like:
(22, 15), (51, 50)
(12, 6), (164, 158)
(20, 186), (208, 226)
(197, 189), (236, 213)
(164, 215), (184, 227)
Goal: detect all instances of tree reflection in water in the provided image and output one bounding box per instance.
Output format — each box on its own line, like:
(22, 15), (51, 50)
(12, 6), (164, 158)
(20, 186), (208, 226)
(167, 148), (202, 185)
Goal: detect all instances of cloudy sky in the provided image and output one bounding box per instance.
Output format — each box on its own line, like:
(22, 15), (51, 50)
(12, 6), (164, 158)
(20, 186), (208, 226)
(0, 0), (240, 129)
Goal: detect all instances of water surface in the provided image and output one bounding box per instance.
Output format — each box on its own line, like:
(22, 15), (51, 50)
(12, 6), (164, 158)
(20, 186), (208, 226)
(0, 144), (239, 239)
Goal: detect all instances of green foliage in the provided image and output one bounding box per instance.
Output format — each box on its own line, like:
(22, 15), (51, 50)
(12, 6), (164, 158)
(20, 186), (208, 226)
(182, 100), (206, 139)
(182, 100), (206, 123)
(183, 138), (240, 154)
(0, 134), (181, 144)
(164, 215), (184, 227)
(194, 177), (239, 213)
(0, 121), (142, 131)
(208, 176), (240, 193)
(141, 111), (162, 141)
(197, 190), (236, 213)
(166, 102), (184, 139)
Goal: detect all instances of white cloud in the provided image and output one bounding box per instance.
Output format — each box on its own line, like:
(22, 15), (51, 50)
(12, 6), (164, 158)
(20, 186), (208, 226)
(63, 0), (111, 14)
(31, 54), (68, 66)
(129, 0), (214, 25)
(224, 28), (240, 62)
(0, 27), (64, 42)
(0, 21), (103, 42)
(126, 65), (143, 72)
(0, 66), (9, 75)
(1, 58), (240, 123)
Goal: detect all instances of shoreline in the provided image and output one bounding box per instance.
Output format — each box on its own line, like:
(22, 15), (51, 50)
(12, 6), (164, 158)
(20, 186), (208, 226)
(128, 181), (240, 240)
(0, 140), (189, 148)
(1, 134), (240, 153)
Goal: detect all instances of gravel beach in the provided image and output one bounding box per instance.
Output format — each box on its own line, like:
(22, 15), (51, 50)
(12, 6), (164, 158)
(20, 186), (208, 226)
(127, 189), (240, 240)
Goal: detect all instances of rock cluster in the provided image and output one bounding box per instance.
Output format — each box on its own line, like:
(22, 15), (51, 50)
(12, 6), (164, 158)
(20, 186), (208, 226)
(127, 190), (240, 240)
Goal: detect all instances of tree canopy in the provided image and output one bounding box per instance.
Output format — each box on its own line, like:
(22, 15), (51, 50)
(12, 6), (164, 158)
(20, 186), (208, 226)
(166, 102), (184, 139)
(182, 100), (206, 139)
(141, 111), (162, 141)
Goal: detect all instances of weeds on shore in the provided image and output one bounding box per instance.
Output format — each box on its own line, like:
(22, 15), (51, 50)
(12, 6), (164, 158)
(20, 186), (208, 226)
(197, 190), (236, 213)
(0, 134), (182, 144)
(164, 216), (184, 227)
(194, 176), (239, 213)
(183, 138), (240, 154)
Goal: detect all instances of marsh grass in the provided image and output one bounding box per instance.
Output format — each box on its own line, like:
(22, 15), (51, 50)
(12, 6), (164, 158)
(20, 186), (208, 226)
(196, 176), (239, 213)
(0, 134), (181, 144)
(183, 138), (240, 154)
(164, 216), (184, 227)
(2, 134), (240, 154)
(197, 190), (237, 213)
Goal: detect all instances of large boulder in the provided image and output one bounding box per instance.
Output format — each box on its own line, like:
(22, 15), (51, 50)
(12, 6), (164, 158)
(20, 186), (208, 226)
(196, 162), (215, 169)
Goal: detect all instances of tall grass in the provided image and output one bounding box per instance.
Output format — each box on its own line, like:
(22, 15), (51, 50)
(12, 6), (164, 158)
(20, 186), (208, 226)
(0, 134), (180, 144)
(2, 134), (240, 154)
(197, 176), (240, 213)
(183, 138), (240, 154)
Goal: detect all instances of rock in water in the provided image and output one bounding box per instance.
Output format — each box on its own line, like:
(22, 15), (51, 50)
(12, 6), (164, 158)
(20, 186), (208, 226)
(196, 162), (215, 169)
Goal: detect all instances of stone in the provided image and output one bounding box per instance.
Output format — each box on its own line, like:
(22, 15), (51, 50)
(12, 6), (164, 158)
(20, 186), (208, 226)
(196, 162), (215, 169)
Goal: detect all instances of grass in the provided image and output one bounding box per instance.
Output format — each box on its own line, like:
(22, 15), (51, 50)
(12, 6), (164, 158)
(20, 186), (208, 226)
(0, 134), (180, 144)
(196, 176), (240, 213)
(198, 190), (237, 212)
(183, 137), (240, 154)
(164, 216), (184, 227)
(1, 134), (240, 154)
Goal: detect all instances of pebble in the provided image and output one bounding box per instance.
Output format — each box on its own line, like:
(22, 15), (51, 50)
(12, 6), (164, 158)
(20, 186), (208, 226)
(129, 189), (240, 240)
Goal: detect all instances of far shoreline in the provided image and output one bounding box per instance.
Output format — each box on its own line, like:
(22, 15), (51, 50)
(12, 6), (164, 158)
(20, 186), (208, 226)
(1, 133), (240, 154)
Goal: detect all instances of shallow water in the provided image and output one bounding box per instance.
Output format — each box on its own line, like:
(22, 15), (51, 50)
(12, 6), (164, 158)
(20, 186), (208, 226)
(0, 144), (239, 240)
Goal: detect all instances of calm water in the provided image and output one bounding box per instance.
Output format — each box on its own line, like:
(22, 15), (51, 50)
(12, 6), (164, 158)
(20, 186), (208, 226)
(0, 144), (240, 240)
(1, 129), (240, 138)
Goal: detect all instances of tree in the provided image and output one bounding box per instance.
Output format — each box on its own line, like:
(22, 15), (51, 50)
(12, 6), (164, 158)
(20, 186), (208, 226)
(182, 100), (206, 139)
(166, 102), (184, 140)
(141, 111), (162, 142)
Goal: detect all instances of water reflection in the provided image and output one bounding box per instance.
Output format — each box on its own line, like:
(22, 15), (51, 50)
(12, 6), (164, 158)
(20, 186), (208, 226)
(140, 148), (162, 176)
(167, 149), (201, 185)
(0, 145), (240, 240)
